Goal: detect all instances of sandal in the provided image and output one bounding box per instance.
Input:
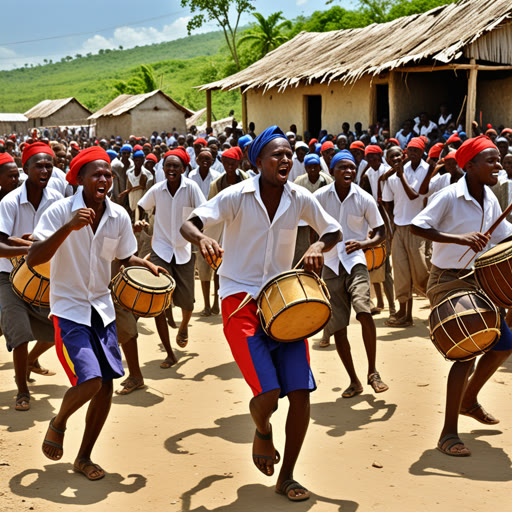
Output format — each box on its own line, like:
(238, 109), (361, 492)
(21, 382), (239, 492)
(384, 316), (413, 327)
(200, 308), (211, 317)
(436, 434), (471, 457)
(368, 372), (389, 393)
(253, 428), (280, 476)
(116, 377), (145, 395)
(15, 392), (30, 411)
(176, 329), (189, 348)
(342, 385), (363, 398)
(276, 479), (310, 502)
(28, 363), (56, 376)
(160, 357), (177, 369)
(42, 417), (65, 460)
(460, 402), (499, 425)
(73, 459), (105, 481)
(319, 338), (330, 348)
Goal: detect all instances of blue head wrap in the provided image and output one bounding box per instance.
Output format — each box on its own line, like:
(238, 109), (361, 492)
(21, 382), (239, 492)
(121, 144), (132, 153)
(247, 125), (287, 166)
(106, 149), (118, 161)
(459, 131), (468, 140)
(314, 143), (322, 155)
(330, 149), (355, 170)
(133, 150), (145, 158)
(238, 134), (253, 152)
(304, 154), (321, 166)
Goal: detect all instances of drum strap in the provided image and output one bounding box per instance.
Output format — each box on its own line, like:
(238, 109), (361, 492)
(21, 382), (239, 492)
(227, 293), (254, 321)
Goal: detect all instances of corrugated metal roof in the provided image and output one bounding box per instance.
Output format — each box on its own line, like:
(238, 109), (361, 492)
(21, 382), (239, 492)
(0, 113), (28, 122)
(89, 90), (194, 119)
(24, 98), (91, 119)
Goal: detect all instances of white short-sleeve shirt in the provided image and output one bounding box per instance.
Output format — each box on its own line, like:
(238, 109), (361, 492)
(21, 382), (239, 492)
(365, 163), (390, 200)
(315, 183), (383, 274)
(32, 191), (137, 327)
(138, 177), (206, 264)
(48, 166), (73, 197)
(382, 159), (429, 225)
(0, 182), (63, 273)
(190, 175), (341, 299)
(411, 176), (512, 269)
(288, 154), (306, 182)
(187, 167), (221, 198)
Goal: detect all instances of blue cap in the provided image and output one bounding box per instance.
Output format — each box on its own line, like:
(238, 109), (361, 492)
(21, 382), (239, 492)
(238, 134), (253, 151)
(314, 143), (322, 155)
(248, 125), (287, 166)
(106, 149), (118, 161)
(330, 149), (355, 169)
(121, 144), (132, 153)
(133, 150), (144, 158)
(304, 154), (320, 166)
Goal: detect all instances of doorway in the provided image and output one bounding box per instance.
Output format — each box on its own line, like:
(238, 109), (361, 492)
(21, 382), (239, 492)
(376, 84), (389, 124)
(304, 95), (322, 140)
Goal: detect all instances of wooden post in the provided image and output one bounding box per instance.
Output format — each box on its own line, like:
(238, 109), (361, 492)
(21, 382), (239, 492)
(465, 58), (478, 131)
(241, 89), (248, 133)
(206, 89), (212, 130)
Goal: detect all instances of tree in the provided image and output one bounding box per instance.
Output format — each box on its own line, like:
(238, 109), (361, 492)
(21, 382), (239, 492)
(180, 0), (255, 70)
(238, 12), (292, 59)
(111, 65), (158, 97)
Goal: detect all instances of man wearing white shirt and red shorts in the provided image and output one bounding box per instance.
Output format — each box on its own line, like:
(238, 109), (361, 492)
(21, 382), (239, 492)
(28, 147), (163, 480)
(315, 150), (389, 399)
(181, 126), (341, 502)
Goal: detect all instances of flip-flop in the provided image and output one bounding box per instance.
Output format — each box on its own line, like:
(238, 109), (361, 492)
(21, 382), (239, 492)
(368, 372), (389, 393)
(342, 385), (363, 398)
(253, 428), (280, 476)
(436, 434), (471, 457)
(319, 338), (330, 348)
(116, 378), (145, 395)
(200, 308), (211, 317)
(384, 317), (413, 327)
(460, 402), (499, 425)
(28, 365), (56, 376)
(42, 417), (65, 460)
(73, 460), (105, 481)
(176, 330), (189, 348)
(276, 479), (310, 502)
(160, 358), (176, 369)
(15, 393), (30, 411)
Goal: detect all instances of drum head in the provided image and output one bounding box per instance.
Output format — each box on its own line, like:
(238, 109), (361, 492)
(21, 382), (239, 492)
(476, 240), (512, 264)
(124, 267), (174, 290)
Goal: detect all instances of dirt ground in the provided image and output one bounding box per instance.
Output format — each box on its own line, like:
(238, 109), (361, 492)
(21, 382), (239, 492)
(1, 285), (512, 512)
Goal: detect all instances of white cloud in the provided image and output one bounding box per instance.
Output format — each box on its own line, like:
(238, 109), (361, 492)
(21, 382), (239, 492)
(80, 17), (195, 54)
(0, 46), (16, 59)
(296, 0), (308, 5)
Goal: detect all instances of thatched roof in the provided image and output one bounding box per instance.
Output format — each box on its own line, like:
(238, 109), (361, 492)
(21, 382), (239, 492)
(201, 0), (512, 93)
(25, 98), (91, 118)
(89, 90), (194, 120)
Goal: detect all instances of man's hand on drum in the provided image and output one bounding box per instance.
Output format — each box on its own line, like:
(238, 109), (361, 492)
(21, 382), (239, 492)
(199, 236), (223, 267)
(67, 208), (95, 231)
(457, 231), (490, 252)
(133, 220), (149, 233)
(122, 255), (167, 276)
(345, 240), (364, 254)
(303, 242), (325, 274)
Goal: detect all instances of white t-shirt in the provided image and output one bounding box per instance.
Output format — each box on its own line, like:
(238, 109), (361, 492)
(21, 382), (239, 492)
(32, 192), (137, 327)
(187, 167), (222, 198)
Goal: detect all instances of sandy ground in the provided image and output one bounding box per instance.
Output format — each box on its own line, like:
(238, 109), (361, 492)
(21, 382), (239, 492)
(1, 285), (512, 512)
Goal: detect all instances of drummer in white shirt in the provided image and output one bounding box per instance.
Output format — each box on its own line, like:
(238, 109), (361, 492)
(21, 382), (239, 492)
(315, 150), (388, 399)
(180, 125), (341, 502)
(138, 147), (206, 364)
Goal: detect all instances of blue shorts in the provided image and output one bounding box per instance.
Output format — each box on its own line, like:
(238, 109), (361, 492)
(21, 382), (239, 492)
(492, 318), (512, 351)
(222, 293), (316, 398)
(53, 308), (124, 386)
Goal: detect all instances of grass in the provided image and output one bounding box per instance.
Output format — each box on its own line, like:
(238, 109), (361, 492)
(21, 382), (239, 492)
(0, 30), (241, 121)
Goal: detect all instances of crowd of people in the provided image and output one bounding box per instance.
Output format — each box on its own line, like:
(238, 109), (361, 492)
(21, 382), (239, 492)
(1, 106), (512, 501)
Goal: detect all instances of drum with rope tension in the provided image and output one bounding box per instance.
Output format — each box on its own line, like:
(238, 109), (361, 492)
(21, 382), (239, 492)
(364, 242), (387, 272)
(10, 256), (51, 308)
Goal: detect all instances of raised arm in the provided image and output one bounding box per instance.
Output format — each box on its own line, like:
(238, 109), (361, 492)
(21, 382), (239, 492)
(410, 225), (490, 252)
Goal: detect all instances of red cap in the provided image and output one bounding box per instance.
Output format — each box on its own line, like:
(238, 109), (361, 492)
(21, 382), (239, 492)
(320, 141), (334, 152)
(194, 138), (207, 147)
(163, 148), (191, 167)
(145, 153), (157, 163)
(407, 138), (426, 151)
(67, 147), (110, 186)
(0, 153), (15, 166)
(350, 141), (365, 151)
(365, 145), (383, 156)
(388, 138), (400, 146)
(22, 142), (55, 167)
(222, 146), (243, 161)
(428, 142), (444, 159)
(446, 133), (461, 144)
(309, 138), (318, 146)
(444, 151), (457, 160)
(455, 135), (497, 170)
(133, 144), (143, 151)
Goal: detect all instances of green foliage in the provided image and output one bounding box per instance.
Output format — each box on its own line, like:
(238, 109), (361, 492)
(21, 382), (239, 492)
(387, 0), (454, 19)
(180, 0), (255, 69)
(238, 12), (292, 61)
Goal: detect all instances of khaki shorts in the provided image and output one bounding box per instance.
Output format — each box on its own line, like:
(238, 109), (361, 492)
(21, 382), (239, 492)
(0, 272), (54, 351)
(322, 263), (372, 335)
(150, 251), (195, 311)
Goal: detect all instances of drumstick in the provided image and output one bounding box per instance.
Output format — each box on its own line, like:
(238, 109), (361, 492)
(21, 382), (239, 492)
(458, 200), (512, 263)
(293, 253), (306, 270)
(143, 253), (151, 260)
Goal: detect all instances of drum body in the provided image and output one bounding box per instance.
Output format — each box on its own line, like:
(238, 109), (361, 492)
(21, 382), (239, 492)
(111, 266), (175, 317)
(257, 270), (331, 342)
(429, 290), (500, 362)
(474, 240), (512, 308)
(364, 242), (387, 272)
(10, 257), (51, 308)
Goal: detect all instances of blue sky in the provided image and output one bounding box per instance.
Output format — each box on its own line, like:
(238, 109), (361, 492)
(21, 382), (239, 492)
(0, 0), (355, 70)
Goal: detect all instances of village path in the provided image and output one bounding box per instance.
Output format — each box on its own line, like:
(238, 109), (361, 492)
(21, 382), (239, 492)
(1, 284), (511, 512)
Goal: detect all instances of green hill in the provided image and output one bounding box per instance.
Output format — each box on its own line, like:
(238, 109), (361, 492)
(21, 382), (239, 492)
(0, 30), (241, 122)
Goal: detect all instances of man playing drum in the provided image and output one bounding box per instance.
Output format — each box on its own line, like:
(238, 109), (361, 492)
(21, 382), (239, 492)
(0, 145), (62, 411)
(28, 147), (163, 480)
(180, 125), (341, 502)
(315, 150), (389, 398)
(411, 135), (512, 456)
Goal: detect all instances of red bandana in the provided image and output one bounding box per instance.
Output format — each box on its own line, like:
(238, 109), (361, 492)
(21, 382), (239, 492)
(21, 142), (54, 167)
(67, 147), (110, 186)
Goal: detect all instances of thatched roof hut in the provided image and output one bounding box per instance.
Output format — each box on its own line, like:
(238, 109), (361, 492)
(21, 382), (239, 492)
(201, 0), (512, 136)
(89, 90), (194, 140)
(25, 98), (91, 129)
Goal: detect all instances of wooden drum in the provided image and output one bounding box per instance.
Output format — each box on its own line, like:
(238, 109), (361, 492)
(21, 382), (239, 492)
(364, 242), (387, 272)
(474, 240), (512, 308)
(257, 270), (331, 343)
(111, 266), (175, 317)
(10, 256), (51, 308)
(429, 290), (501, 362)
